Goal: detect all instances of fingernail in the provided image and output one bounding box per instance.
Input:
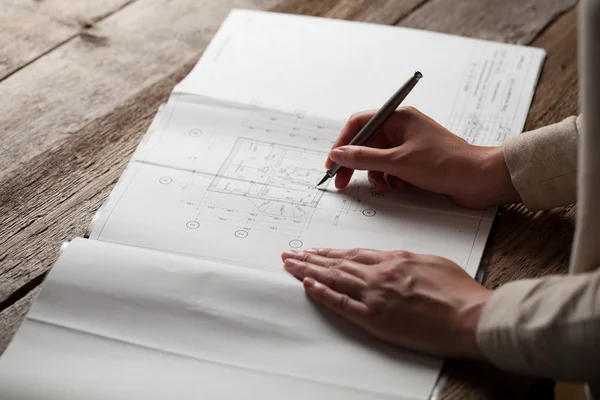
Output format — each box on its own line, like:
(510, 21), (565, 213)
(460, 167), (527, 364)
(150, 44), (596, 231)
(304, 248), (317, 253)
(284, 258), (300, 269)
(303, 277), (316, 288)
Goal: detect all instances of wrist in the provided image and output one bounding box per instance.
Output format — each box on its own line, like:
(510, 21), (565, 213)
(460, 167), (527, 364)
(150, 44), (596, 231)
(457, 288), (493, 360)
(473, 146), (521, 207)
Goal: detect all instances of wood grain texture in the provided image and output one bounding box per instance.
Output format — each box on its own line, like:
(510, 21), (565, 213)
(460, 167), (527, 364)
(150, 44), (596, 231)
(323, 0), (427, 23)
(400, 0), (577, 44)
(0, 0), (581, 398)
(0, 60), (196, 301)
(0, 0), (134, 80)
(524, 7), (579, 131)
(0, 288), (39, 354)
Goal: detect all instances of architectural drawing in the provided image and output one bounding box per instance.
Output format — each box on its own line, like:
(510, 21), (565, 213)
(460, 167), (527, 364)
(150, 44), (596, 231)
(208, 138), (327, 208)
(445, 46), (527, 146)
(172, 136), (380, 245)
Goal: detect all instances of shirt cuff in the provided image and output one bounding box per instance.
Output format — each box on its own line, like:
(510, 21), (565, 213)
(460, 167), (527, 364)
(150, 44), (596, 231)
(503, 115), (580, 211)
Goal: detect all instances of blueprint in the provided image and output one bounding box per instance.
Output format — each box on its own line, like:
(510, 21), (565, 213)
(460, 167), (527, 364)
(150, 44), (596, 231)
(89, 97), (493, 275)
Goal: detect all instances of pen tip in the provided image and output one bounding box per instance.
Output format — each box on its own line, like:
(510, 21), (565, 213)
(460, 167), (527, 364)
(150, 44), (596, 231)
(317, 174), (329, 187)
(414, 71), (423, 80)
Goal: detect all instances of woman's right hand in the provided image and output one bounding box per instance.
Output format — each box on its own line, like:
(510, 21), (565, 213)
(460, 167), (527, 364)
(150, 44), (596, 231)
(326, 107), (521, 209)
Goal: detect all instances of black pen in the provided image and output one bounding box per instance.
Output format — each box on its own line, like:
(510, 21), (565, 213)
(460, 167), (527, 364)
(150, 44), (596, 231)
(317, 71), (423, 186)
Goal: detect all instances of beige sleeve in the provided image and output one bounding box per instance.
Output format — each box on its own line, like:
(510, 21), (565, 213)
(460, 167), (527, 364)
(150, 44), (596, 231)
(503, 115), (581, 211)
(476, 268), (600, 382)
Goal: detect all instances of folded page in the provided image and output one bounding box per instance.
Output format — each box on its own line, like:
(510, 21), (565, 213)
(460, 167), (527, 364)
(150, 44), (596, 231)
(0, 238), (441, 400)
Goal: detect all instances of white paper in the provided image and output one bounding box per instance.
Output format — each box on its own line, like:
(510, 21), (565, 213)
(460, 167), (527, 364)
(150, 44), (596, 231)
(89, 98), (495, 277)
(174, 9), (545, 146)
(0, 239), (439, 400)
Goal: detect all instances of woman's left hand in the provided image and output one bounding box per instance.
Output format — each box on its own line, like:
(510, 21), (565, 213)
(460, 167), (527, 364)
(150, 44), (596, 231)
(281, 248), (492, 360)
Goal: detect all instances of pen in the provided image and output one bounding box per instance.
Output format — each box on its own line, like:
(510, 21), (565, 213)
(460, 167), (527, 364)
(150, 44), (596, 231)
(317, 71), (423, 187)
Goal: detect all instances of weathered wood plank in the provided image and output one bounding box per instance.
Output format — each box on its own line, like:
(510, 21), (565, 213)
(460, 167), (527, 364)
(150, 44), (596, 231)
(6, 0), (135, 21)
(324, 0), (428, 23)
(0, 59), (196, 300)
(524, 7), (579, 131)
(399, 0), (577, 45)
(0, 0), (134, 80)
(0, 288), (39, 354)
(273, 0), (428, 23)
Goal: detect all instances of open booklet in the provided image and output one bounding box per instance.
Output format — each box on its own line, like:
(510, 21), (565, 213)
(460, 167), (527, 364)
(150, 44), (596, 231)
(0, 9), (545, 400)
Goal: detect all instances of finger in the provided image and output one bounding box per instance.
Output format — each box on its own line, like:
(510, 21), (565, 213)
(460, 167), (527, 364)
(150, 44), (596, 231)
(368, 171), (386, 193)
(332, 111), (378, 150)
(334, 167), (354, 189)
(303, 248), (383, 265)
(303, 277), (369, 326)
(387, 175), (408, 190)
(329, 145), (399, 173)
(282, 250), (368, 278)
(326, 133), (389, 169)
(326, 110), (392, 170)
(283, 258), (366, 299)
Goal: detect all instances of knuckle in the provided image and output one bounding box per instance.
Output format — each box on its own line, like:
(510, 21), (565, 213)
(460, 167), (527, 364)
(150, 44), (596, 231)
(295, 262), (308, 276)
(325, 267), (343, 287)
(299, 252), (310, 262)
(387, 148), (405, 164)
(347, 248), (361, 260)
(318, 248), (331, 257)
(349, 146), (364, 163)
(314, 284), (327, 299)
(402, 273), (416, 292)
(381, 265), (401, 281)
(392, 250), (414, 261)
(339, 294), (350, 311)
(327, 258), (343, 269)
(397, 105), (419, 118)
(365, 296), (389, 321)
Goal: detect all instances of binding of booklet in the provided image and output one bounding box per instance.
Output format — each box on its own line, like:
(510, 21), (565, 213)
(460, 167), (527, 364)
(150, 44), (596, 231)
(0, 9), (545, 400)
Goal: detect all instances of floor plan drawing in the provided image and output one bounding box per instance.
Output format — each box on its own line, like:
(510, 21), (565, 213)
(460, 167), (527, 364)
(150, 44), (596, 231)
(208, 138), (327, 208)
(180, 137), (336, 246)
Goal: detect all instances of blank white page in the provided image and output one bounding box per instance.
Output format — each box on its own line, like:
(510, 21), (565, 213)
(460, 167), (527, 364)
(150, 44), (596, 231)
(174, 9), (545, 146)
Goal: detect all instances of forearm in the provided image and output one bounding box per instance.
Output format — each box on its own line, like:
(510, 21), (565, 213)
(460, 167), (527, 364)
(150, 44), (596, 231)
(476, 268), (600, 382)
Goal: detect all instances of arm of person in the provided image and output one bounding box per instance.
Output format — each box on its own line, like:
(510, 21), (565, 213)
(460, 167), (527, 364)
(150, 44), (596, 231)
(503, 115), (581, 211)
(325, 108), (580, 211)
(280, 246), (600, 384)
(477, 268), (600, 383)
(287, 109), (595, 383)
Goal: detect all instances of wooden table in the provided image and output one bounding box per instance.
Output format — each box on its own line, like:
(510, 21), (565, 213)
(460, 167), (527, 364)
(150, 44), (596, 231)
(0, 0), (579, 398)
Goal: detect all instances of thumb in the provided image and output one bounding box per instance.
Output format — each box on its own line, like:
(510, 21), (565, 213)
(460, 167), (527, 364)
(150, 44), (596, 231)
(329, 145), (397, 172)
